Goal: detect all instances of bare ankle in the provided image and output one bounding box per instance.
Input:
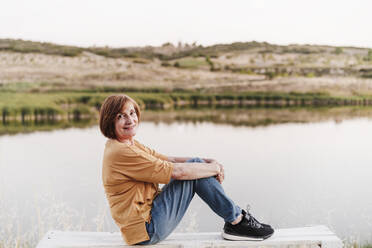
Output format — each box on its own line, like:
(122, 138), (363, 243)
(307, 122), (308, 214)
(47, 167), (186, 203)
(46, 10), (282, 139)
(231, 214), (243, 225)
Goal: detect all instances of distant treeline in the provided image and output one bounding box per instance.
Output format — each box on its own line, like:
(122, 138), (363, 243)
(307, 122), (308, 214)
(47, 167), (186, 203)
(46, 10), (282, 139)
(1, 38), (367, 61)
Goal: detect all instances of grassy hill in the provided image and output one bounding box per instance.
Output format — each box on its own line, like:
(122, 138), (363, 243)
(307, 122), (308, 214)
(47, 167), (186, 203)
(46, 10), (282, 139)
(1, 39), (372, 93)
(1, 38), (372, 120)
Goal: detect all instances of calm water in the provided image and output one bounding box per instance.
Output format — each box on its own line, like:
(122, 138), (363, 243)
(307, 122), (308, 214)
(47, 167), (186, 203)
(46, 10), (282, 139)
(1, 119), (372, 246)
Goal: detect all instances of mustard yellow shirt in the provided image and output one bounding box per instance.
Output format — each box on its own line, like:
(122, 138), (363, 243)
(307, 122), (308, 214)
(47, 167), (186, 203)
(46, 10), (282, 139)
(102, 139), (174, 245)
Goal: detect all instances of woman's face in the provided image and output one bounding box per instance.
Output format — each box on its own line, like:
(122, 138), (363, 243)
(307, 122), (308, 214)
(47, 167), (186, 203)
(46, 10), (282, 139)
(114, 101), (139, 141)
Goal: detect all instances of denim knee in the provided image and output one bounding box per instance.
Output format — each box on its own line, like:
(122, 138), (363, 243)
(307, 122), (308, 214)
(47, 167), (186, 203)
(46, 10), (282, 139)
(186, 157), (205, 163)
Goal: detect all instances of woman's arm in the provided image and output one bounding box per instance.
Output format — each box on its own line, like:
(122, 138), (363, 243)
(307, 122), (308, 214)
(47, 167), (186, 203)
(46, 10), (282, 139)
(171, 162), (220, 180)
(168, 156), (224, 183)
(167, 156), (193, 163)
(167, 156), (217, 163)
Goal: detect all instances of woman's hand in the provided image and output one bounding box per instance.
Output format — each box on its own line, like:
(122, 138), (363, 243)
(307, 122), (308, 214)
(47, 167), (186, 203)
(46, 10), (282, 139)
(211, 161), (224, 184)
(171, 157), (224, 182)
(203, 158), (217, 164)
(204, 158), (224, 184)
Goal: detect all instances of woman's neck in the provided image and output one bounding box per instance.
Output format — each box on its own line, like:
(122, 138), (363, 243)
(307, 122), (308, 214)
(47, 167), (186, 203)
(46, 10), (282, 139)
(117, 137), (134, 145)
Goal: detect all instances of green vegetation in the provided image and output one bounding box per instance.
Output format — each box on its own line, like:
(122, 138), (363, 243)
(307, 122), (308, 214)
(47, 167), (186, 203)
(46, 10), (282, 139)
(359, 68), (372, 78)
(133, 58), (150, 64)
(280, 46), (325, 54)
(2, 39), (372, 122)
(0, 39), (82, 57)
(2, 38), (371, 80)
(173, 57), (209, 69)
(0, 118), (96, 136)
(306, 72), (316, 78)
(364, 49), (372, 61)
(5, 104), (372, 136)
(205, 56), (215, 71)
(334, 47), (343, 54)
(0, 82), (45, 92)
(2, 90), (372, 124)
(0, 39), (267, 59)
(161, 61), (172, 67)
(3, 39), (372, 248)
(0, 38), (342, 61)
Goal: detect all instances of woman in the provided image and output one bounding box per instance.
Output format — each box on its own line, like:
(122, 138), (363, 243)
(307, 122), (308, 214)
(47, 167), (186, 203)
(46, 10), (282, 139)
(99, 94), (274, 245)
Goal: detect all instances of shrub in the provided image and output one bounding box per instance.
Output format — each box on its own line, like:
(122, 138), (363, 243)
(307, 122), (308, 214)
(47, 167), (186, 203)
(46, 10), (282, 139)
(20, 106), (32, 123)
(334, 47), (343, 55)
(171, 58), (208, 69)
(133, 58), (150, 64)
(161, 61), (171, 67)
(2, 107), (10, 122)
(364, 50), (372, 61)
(72, 105), (91, 120)
(77, 95), (91, 104)
(306, 72), (315, 78)
(205, 56), (214, 71)
(264, 71), (276, 80)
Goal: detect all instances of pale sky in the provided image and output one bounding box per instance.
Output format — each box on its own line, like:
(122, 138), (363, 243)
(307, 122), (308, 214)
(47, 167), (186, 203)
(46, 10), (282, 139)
(1, 0), (371, 48)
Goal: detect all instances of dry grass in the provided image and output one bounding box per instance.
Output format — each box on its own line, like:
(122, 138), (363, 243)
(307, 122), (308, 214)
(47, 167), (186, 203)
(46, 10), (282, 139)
(1, 43), (372, 97)
(0, 189), (115, 248)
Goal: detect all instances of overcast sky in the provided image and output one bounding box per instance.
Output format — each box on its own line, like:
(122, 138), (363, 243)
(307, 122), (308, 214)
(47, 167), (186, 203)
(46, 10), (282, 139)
(1, 0), (371, 48)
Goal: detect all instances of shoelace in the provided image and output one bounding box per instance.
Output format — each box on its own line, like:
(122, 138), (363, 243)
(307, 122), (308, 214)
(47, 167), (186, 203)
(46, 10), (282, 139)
(245, 204), (263, 228)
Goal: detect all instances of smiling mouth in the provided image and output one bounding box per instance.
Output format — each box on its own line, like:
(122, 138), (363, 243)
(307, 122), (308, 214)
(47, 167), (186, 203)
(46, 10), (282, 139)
(123, 126), (134, 130)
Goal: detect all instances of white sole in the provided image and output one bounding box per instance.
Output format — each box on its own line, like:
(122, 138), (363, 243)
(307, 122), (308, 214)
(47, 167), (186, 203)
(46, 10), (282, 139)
(222, 232), (266, 241)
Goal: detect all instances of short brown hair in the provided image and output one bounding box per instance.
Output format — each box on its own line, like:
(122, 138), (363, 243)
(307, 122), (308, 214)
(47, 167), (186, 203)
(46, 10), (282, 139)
(99, 94), (141, 139)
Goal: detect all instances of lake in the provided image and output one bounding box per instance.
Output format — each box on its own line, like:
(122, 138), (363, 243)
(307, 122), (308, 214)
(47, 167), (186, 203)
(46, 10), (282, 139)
(1, 113), (372, 247)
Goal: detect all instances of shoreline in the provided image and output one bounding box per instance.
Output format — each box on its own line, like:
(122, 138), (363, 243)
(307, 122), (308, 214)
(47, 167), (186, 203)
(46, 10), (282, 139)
(3, 105), (372, 136)
(2, 91), (372, 121)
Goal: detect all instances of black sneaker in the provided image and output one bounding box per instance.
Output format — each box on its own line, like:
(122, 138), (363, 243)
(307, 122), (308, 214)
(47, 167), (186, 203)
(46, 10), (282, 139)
(242, 209), (272, 228)
(222, 208), (274, 241)
(243, 204), (272, 228)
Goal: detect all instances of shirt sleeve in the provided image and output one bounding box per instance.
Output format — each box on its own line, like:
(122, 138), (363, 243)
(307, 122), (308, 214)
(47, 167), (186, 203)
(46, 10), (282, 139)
(113, 145), (174, 184)
(135, 140), (169, 161)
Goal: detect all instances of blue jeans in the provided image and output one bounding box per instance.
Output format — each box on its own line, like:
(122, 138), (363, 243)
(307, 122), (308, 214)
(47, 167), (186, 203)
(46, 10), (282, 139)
(136, 158), (241, 245)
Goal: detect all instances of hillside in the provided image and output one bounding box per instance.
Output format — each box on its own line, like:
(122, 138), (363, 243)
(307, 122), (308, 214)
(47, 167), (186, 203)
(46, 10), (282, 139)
(1, 39), (372, 96)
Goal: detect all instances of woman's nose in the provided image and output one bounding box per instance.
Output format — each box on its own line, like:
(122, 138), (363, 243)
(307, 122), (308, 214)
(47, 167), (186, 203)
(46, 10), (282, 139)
(125, 117), (133, 124)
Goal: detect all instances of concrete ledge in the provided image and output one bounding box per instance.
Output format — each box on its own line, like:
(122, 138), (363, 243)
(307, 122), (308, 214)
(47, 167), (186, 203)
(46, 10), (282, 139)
(36, 225), (343, 248)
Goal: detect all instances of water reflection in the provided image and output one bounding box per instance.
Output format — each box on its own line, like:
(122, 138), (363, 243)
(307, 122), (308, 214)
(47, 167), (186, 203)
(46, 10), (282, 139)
(137, 106), (372, 129)
(2, 120), (372, 247)
(0, 118), (97, 136)
(2, 116), (372, 247)
(3, 106), (372, 136)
